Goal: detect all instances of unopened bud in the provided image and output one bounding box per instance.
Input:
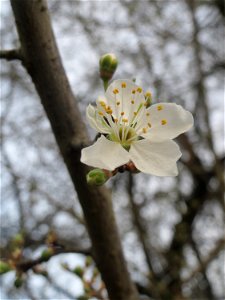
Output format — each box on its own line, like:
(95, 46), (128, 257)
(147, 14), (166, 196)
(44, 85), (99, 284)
(99, 53), (118, 81)
(0, 261), (12, 274)
(85, 256), (92, 267)
(77, 296), (89, 300)
(12, 233), (24, 247)
(93, 267), (99, 278)
(12, 248), (22, 260)
(41, 248), (54, 261)
(87, 169), (108, 186)
(14, 275), (23, 288)
(73, 266), (84, 278)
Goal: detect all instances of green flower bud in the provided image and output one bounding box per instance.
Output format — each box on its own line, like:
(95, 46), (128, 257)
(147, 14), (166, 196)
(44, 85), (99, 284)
(14, 276), (23, 288)
(0, 261), (12, 275)
(73, 266), (84, 278)
(85, 256), (92, 267)
(99, 53), (118, 81)
(12, 233), (24, 247)
(93, 267), (99, 278)
(41, 248), (54, 261)
(86, 169), (108, 186)
(77, 296), (89, 300)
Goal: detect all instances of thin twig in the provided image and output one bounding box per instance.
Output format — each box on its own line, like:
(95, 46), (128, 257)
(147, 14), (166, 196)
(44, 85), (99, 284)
(17, 246), (92, 272)
(183, 238), (225, 283)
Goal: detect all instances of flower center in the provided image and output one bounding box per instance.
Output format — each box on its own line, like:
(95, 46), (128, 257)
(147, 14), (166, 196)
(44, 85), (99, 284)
(108, 126), (138, 149)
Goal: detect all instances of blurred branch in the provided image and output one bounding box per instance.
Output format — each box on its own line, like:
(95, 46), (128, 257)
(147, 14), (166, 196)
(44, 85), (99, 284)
(17, 246), (91, 273)
(190, 237), (215, 299)
(214, 0), (225, 17)
(127, 174), (161, 299)
(162, 172), (212, 298)
(1, 148), (25, 230)
(45, 274), (75, 299)
(38, 188), (85, 225)
(128, 174), (155, 273)
(0, 49), (23, 61)
(186, 0), (224, 202)
(9, 0), (139, 299)
(183, 238), (225, 283)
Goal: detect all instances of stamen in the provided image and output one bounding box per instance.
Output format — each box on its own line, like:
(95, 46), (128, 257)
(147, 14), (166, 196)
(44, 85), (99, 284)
(146, 112), (150, 116)
(122, 118), (128, 123)
(131, 100), (135, 104)
(132, 89), (136, 94)
(116, 101), (120, 106)
(142, 128), (147, 133)
(148, 123), (152, 128)
(161, 119), (167, 125)
(145, 92), (151, 98)
(100, 101), (106, 107)
(121, 82), (126, 88)
(137, 87), (142, 93)
(157, 105), (163, 111)
(113, 88), (119, 94)
(121, 112), (125, 116)
(106, 109), (113, 114)
(98, 111), (103, 116)
(133, 112), (137, 116)
(114, 118), (118, 123)
(105, 106), (113, 114)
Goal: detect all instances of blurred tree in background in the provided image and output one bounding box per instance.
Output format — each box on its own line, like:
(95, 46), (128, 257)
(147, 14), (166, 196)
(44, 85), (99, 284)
(0, 0), (224, 299)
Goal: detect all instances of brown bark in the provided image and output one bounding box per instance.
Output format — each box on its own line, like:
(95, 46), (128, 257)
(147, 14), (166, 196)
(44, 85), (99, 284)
(9, 0), (139, 299)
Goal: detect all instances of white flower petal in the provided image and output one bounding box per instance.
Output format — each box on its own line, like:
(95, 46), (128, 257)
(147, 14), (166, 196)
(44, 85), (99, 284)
(105, 79), (145, 122)
(81, 135), (130, 170)
(129, 139), (182, 176)
(142, 103), (194, 142)
(86, 104), (111, 134)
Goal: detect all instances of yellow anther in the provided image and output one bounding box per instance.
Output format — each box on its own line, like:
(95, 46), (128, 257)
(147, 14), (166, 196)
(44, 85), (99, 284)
(116, 101), (120, 106)
(137, 87), (142, 93)
(121, 82), (127, 88)
(146, 112), (150, 116)
(98, 111), (103, 116)
(106, 106), (113, 114)
(148, 123), (152, 128)
(122, 118), (128, 123)
(157, 105), (163, 111)
(134, 112), (137, 116)
(114, 118), (118, 123)
(131, 100), (135, 104)
(106, 109), (113, 114)
(113, 88), (119, 94)
(145, 92), (152, 98)
(100, 101), (106, 107)
(161, 119), (167, 125)
(121, 112), (125, 116)
(132, 89), (136, 94)
(144, 102), (148, 106)
(142, 128), (147, 133)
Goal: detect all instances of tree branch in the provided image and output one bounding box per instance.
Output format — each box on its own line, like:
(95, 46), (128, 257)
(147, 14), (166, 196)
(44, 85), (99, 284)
(183, 238), (225, 284)
(0, 49), (23, 61)
(17, 246), (91, 273)
(9, 0), (139, 299)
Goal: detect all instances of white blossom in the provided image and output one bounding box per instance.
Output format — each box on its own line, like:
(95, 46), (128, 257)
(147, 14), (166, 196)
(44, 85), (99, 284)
(81, 79), (193, 176)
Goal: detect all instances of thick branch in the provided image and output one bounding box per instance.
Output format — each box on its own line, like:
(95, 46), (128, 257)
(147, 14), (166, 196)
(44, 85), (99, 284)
(9, 1), (139, 299)
(0, 49), (22, 61)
